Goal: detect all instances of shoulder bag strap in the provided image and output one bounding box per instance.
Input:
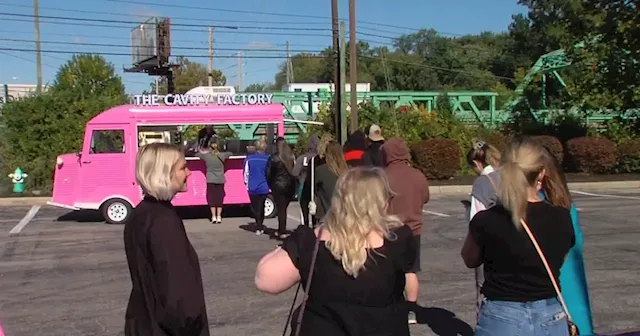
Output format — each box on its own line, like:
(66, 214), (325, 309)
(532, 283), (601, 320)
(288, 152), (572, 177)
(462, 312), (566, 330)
(519, 219), (574, 322)
(486, 173), (498, 192)
(291, 226), (323, 336)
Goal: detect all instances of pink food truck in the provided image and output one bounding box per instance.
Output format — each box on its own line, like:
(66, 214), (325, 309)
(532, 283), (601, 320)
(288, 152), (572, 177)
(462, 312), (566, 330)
(48, 93), (284, 224)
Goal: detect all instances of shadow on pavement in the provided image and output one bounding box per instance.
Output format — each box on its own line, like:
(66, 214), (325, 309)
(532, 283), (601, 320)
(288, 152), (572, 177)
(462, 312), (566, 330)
(55, 205), (252, 223)
(416, 306), (474, 336)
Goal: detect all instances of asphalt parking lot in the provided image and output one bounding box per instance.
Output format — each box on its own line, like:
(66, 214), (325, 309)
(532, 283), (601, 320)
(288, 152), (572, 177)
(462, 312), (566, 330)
(0, 189), (639, 336)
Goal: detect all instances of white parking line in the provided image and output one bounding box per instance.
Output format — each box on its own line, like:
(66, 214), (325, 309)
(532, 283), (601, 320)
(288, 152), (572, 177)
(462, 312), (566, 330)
(571, 190), (640, 201)
(9, 205), (41, 235)
(422, 210), (451, 217)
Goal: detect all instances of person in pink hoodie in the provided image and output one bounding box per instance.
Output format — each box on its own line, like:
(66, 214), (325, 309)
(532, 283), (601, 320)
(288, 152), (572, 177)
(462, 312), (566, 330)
(383, 137), (430, 325)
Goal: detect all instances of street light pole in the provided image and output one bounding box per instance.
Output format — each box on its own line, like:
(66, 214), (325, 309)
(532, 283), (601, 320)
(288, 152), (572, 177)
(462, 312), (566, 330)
(331, 0), (342, 139)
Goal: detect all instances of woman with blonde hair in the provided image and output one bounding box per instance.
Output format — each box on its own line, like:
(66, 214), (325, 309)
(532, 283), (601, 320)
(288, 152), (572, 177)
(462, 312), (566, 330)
(461, 137), (575, 336)
(255, 167), (417, 336)
(124, 143), (209, 336)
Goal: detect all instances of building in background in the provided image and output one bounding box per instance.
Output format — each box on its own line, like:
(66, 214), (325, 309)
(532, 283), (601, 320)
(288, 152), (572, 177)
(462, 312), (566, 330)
(0, 84), (46, 108)
(282, 83), (371, 93)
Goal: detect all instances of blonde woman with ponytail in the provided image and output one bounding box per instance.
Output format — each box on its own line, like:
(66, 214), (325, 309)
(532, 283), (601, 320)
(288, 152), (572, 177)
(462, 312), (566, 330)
(255, 167), (417, 336)
(461, 137), (576, 336)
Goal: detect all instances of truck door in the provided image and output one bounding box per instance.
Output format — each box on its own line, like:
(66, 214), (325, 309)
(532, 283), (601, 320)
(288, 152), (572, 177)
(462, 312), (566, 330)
(78, 124), (134, 208)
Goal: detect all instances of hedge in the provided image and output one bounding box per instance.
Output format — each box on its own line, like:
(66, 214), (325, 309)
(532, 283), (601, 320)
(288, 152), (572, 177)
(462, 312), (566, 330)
(411, 138), (461, 180)
(616, 139), (640, 173)
(532, 135), (564, 163)
(483, 133), (510, 153)
(567, 137), (618, 174)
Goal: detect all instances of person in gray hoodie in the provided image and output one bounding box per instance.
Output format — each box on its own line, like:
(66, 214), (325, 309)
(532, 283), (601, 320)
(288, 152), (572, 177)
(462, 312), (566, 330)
(292, 134), (320, 227)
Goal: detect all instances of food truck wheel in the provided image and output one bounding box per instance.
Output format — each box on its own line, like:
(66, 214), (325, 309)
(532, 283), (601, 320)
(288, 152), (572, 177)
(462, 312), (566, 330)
(264, 195), (277, 219)
(101, 198), (133, 224)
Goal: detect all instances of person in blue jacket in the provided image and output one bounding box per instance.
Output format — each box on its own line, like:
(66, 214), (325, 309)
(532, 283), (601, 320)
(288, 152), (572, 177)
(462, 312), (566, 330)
(243, 139), (271, 236)
(539, 148), (595, 335)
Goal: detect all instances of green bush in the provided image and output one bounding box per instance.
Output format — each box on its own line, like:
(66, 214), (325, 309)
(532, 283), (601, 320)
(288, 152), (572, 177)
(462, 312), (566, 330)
(483, 132), (511, 153)
(410, 138), (461, 180)
(566, 137), (618, 174)
(532, 135), (563, 163)
(0, 91), (126, 191)
(615, 140), (640, 173)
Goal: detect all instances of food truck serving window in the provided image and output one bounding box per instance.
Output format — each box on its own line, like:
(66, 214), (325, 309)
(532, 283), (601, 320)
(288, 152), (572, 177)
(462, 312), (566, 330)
(90, 130), (125, 154)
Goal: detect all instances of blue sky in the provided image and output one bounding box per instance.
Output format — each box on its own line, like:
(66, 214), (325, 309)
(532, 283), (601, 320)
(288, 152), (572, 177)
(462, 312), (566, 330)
(0, 0), (526, 94)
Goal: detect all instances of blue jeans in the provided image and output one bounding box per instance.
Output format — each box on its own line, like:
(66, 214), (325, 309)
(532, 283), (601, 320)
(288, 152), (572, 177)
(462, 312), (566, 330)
(476, 298), (570, 336)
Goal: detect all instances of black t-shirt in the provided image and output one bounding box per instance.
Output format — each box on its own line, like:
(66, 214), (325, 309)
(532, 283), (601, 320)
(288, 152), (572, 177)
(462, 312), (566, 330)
(281, 225), (416, 336)
(469, 201), (575, 302)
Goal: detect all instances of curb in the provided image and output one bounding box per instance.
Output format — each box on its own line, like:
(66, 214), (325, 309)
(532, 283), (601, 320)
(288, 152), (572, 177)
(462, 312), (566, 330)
(428, 180), (640, 196)
(0, 180), (637, 205)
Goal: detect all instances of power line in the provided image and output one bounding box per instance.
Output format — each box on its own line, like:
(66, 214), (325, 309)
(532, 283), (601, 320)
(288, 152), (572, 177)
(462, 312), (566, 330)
(0, 38), (326, 53)
(0, 29), (329, 48)
(0, 12), (329, 31)
(0, 2), (420, 37)
(103, 0), (446, 34)
(0, 47), (325, 59)
(0, 47), (514, 82)
(0, 50), (149, 85)
(0, 16), (331, 37)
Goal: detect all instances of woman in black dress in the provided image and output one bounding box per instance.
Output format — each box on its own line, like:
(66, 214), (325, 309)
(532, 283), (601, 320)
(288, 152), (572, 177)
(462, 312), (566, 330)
(124, 143), (209, 336)
(255, 167), (417, 336)
(266, 137), (297, 239)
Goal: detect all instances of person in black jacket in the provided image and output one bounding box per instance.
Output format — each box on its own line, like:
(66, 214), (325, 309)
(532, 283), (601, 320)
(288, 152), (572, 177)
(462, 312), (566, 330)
(266, 137), (297, 239)
(124, 143), (209, 336)
(363, 124), (385, 167)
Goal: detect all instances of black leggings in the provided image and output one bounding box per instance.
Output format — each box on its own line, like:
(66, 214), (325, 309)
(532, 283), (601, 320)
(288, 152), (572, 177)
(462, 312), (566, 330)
(249, 194), (267, 230)
(273, 192), (292, 234)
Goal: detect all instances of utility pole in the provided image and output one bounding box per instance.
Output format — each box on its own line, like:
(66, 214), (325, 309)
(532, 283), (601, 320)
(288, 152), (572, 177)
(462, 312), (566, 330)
(349, 0), (358, 132)
(208, 27), (214, 86)
(331, 0), (342, 140)
(286, 41), (291, 85)
(33, 0), (42, 93)
(236, 52), (243, 91)
(339, 21), (347, 145)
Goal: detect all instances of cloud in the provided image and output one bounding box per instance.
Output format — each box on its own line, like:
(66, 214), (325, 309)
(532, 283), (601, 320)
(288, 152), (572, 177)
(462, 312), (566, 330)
(247, 41), (273, 49)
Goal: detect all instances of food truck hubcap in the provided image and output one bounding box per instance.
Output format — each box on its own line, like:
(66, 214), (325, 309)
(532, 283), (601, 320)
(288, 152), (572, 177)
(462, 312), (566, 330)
(106, 201), (129, 223)
(264, 197), (275, 218)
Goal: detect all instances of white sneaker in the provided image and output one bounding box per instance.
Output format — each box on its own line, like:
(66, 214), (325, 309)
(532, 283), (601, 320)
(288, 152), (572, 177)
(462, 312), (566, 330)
(408, 311), (417, 325)
(255, 229), (264, 236)
(216, 217), (222, 224)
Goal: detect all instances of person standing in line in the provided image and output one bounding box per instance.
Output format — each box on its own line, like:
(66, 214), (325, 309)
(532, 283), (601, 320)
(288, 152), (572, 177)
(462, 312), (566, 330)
(267, 137), (297, 240)
(362, 124), (386, 167)
(299, 135), (332, 227)
(466, 140), (502, 316)
(382, 137), (430, 325)
(539, 148), (594, 335)
(292, 134), (320, 228)
(124, 143), (209, 336)
(461, 137), (575, 336)
(311, 141), (350, 222)
(255, 167), (418, 336)
(197, 125), (216, 150)
(343, 130), (367, 167)
(197, 141), (233, 224)
(243, 139), (270, 236)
